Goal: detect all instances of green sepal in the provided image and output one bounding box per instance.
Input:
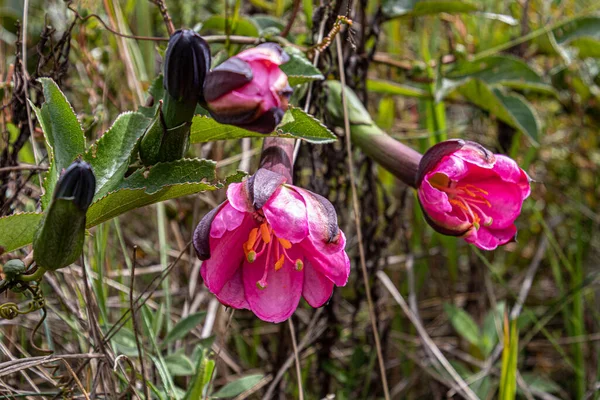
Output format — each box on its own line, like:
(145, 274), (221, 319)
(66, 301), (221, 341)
(139, 102), (191, 166)
(32, 198), (86, 271)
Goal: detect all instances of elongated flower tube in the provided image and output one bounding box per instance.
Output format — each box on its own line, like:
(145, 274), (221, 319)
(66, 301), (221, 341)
(325, 81), (531, 250)
(416, 140), (531, 250)
(203, 43), (293, 133)
(193, 138), (350, 323)
(33, 160), (96, 271)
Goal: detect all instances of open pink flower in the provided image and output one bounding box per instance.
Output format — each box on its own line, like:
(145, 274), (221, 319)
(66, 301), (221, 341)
(203, 43), (292, 133)
(193, 168), (350, 323)
(416, 140), (531, 250)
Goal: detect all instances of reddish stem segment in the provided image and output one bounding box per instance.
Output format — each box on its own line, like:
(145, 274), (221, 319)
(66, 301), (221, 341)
(259, 137), (295, 184)
(351, 125), (423, 188)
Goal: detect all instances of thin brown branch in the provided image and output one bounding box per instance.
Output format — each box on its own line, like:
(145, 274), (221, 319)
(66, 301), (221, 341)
(130, 246), (150, 400)
(336, 34), (390, 400)
(0, 164), (48, 173)
(281, 0), (302, 37)
(149, 0), (175, 35)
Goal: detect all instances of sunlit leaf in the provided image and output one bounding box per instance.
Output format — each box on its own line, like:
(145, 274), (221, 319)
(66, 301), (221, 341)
(32, 78), (86, 209)
(280, 47), (324, 86)
(83, 112), (151, 201)
(190, 107), (336, 143)
(367, 79), (429, 98)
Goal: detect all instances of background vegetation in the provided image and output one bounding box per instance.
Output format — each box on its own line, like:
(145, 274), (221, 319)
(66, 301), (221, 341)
(0, 0), (599, 399)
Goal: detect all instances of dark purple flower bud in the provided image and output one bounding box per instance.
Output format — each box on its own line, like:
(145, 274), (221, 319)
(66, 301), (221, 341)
(203, 43), (293, 134)
(33, 160), (96, 271)
(163, 29), (211, 103)
(54, 159), (96, 212)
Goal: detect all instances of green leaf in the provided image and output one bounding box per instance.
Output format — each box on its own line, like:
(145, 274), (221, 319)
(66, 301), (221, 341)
(142, 306), (178, 398)
(499, 318), (519, 400)
(190, 107), (336, 144)
(225, 170), (249, 184)
(456, 79), (541, 145)
(536, 17), (600, 59)
(83, 112), (151, 201)
(367, 79), (429, 98)
(277, 107), (337, 143)
(442, 56), (555, 95)
(250, 14), (284, 33)
(280, 47), (324, 86)
(520, 373), (561, 395)
(481, 302), (504, 357)
(86, 159), (219, 227)
(383, 0), (479, 19)
(211, 375), (264, 398)
(165, 353), (196, 376)
(201, 16), (260, 37)
(324, 80), (374, 126)
(163, 312), (207, 346)
(443, 303), (481, 347)
(33, 78), (86, 209)
(0, 212), (43, 254)
(184, 350), (210, 400)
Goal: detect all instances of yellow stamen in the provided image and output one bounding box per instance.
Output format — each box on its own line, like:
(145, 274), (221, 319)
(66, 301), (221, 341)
(274, 255), (285, 271)
(295, 259), (304, 271)
(278, 238), (292, 249)
(260, 223), (271, 244)
(247, 250), (257, 263)
(244, 228), (259, 254)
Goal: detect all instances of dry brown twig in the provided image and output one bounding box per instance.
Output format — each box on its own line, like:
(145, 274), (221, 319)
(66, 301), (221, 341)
(335, 32), (391, 400)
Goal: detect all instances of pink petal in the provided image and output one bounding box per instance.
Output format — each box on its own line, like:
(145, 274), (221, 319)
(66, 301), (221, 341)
(467, 180), (525, 230)
(302, 260), (334, 308)
(492, 155), (531, 199)
(210, 202), (246, 238)
(237, 45), (286, 66)
(464, 224), (517, 250)
(242, 246), (304, 323)
(430, 155), (471, 181)
(202, 216), (254, 294)
(215, 267), (249, 309)
(207, 90), (262, 116)
(302, 236), (350, 287)
(292, 186), (345, 254)
(227, 181), (254, 213)
(263, 186), (308, 243)
(454, 143), (496, 169)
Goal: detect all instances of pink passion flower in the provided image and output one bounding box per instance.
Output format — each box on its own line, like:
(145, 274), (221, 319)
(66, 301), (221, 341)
(193, 168), (350, 323)
(416, 139), (531, 250)
(203, 43), (292, 134)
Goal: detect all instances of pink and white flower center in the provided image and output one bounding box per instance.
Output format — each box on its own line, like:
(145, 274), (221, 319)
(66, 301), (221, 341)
(243, 217), (303, 290)
(429, 173), (493, 230)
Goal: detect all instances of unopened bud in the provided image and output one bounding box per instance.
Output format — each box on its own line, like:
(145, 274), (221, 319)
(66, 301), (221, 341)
(33, 160), (96, 270)
(204, 43), (292, 133)
(164, 29), (211, 104)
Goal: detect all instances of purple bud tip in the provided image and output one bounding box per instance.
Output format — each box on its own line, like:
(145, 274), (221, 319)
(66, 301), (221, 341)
(55, 160), (96, 212)
(164, 29), (211, 103)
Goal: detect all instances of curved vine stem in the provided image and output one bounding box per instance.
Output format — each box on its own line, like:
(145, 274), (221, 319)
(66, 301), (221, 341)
(17, 266), (47, 282)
